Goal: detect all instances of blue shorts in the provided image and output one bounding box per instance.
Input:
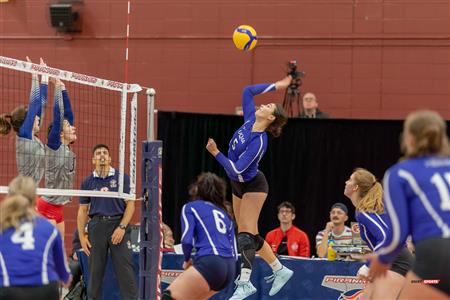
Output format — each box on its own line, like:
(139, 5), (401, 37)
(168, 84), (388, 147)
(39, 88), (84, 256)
(193, 255), (237, 291)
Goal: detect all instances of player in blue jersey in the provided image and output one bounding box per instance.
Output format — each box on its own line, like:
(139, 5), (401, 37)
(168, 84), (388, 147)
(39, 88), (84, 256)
(37, 77), (76, 238)
(344, 168), (413, 299)
(206, 74), (293, 299)
(162, 172), (237, 300)
(0, 176), (71, 300)
(0, 57), (48, 184)
(369, 110), (450, 298)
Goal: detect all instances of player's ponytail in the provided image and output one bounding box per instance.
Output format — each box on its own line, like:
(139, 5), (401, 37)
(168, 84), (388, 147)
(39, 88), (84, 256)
(0, 195), (34, 232)
(267, 104), (288, 138)
(0, 113), (13, 135)
(353, 168), (384, 213)
(403, 110), (450, 158)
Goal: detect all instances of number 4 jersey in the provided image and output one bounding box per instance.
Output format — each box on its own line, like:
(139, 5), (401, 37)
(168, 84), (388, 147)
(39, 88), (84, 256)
(378, 156), (450, 264)
(0, 216), (70, 287)
(181, 200), (237, 260)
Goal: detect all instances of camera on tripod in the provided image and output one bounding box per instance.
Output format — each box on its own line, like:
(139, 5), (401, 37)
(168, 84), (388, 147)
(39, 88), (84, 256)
(283, 60), (306, 116)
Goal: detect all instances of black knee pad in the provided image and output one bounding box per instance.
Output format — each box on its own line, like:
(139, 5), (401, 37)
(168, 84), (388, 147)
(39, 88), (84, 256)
(237, 232), (256, 253)
(161, 289), (175, 300)
(254, 234), (265, 251)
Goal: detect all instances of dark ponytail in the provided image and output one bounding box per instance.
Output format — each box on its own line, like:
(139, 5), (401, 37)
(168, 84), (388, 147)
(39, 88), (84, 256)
(267, 103), (288, 138)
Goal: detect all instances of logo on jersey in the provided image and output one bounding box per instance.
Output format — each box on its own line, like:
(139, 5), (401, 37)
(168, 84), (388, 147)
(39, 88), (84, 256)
(291, 242), (299, 252)
(101, 186), (109, 192)
(110, 179), (117, 188)
(321, 275), (365, 300)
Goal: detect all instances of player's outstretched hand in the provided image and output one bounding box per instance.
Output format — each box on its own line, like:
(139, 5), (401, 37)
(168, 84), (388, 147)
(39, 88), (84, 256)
(206, 138), (220, 157)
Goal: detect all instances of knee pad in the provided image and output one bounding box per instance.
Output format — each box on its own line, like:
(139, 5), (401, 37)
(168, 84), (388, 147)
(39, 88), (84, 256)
(254, 234), (265, 251)
(237, 232), (256, 253)
(161, 289), (175, 300)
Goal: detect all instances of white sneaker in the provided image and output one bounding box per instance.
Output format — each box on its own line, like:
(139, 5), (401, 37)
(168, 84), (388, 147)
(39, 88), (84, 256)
(265, 266), (294, 296)
(229, 279), (257, 300)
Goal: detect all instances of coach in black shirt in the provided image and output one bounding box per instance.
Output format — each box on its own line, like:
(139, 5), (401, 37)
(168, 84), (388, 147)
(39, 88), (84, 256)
(77, 144), (137, 300)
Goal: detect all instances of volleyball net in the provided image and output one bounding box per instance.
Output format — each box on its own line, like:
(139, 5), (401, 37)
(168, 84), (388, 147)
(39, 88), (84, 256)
(0, 55), (142, 200)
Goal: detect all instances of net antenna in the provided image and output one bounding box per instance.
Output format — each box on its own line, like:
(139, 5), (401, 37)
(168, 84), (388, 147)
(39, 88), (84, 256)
(0, 55), (141, 200)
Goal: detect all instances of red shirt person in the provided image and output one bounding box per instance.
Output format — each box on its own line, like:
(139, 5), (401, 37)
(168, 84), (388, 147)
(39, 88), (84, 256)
(265, 202), (310, 257)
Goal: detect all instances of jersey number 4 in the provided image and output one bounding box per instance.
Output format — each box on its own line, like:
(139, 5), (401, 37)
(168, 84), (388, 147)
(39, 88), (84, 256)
(431, 172), (450, 211)
(11, 222), (35, 250)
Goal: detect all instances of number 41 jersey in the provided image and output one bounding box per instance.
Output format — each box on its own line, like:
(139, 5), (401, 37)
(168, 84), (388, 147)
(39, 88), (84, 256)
(0, 216), (70, 287)
(181, 200), (237, 259)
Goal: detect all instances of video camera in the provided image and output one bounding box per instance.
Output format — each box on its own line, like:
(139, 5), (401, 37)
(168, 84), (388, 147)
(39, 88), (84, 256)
(283, 60), (306, 116)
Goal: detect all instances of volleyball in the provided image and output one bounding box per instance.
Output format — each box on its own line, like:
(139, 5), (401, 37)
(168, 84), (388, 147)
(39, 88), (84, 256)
(232, 25), (258, 51)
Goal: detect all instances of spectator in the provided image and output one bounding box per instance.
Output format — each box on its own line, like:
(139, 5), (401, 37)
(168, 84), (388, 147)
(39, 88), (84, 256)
(162, 222), (175, 249)
(68, 228), (82, 291)
(299, 92), (329, 119)
(315, 203), (352, 258)
(0, 176), (71, 300)
(77, 144), (137, 300)
(265, 202), (310, 257)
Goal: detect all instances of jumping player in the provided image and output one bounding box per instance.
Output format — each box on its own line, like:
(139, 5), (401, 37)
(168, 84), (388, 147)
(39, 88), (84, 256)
(0, 57), (48, 183)
(369, 110), (450, 298)
(162, 172), (237, 300)
(344, 168), (413, 299)
(206, 74), (293, 299)
(0, 176), (71, 300)
(36, 78), (76, 238)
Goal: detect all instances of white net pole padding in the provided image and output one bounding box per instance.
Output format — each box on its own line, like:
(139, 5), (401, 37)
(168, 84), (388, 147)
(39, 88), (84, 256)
(146, 88), (156, 141)
(129, 92), (138, 196)
(0, 56), (142, 93)
(118, 85), (127, 196)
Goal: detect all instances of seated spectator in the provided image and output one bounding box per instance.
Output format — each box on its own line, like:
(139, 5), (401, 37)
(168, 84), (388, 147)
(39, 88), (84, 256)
(265, 202), (310, 257)
(162, 222), (175, 249)
(299, 92), (329, 119)
(315, 203), (352, 258)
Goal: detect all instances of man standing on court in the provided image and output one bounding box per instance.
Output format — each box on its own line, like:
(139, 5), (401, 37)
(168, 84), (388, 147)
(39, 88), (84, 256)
(77, 144), (137, 300)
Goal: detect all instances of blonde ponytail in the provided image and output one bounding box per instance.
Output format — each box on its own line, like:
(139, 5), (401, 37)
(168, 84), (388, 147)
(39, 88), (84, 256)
(0, 195), (35, 232)
(353, 168), (384, 213)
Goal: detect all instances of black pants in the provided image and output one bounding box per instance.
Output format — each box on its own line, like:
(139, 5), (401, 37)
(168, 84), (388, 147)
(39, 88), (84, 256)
(87, 218), (137, 300)
(0, 282), (59, 300)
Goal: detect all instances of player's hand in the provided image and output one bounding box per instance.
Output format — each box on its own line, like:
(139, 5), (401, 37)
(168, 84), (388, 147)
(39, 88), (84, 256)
(111, 227), (125, 245)
(325, 221), (334, 232)
(356, 264), (369, 281)
(182, 259), (193, 270)
(80, 234), (91, 256)
(366, 254), (389, 281)
(206, 138), (220, 156)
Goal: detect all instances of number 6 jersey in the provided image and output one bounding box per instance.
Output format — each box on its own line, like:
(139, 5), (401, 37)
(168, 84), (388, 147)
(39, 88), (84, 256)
(181, 200), (237, 261)
(0, 216), (70, 286)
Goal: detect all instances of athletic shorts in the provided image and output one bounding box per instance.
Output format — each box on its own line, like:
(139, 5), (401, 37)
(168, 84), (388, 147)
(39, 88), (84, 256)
(413, 237), (450, 295)
(230, 171), (269, 198)
(36, 197), (64, 224)
(390, 247), (414, 277)
(193, 255), (236, 291)
(0, 281), (59, 300)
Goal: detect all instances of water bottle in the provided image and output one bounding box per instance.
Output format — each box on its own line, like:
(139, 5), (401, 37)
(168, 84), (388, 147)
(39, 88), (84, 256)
(327, 240), (337, 261)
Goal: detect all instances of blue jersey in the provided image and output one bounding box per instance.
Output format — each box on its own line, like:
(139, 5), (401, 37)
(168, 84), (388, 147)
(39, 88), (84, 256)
(181, 200), (237, 262)
(356, 212), (389, 251)
(0, 216), (70, 287)
(378, 156), (450, 264)
(215, 83), (276, 182)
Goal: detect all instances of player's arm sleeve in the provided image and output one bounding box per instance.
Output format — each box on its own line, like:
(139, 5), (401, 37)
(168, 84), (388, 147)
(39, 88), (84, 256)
(18, 75), (40, 139)
(377, 170), (410, 264)
(52, 229), (71, 283)
(38, 82), (48, 119)
(242, 83), (276, 122)
(47, 85), (63, 150)
(215, 136), (264, 177)
(79, 179), (91, 205)
(299, 232), (310, 257)
(180, 204), (195, 262)
(62, 89), (74, 125)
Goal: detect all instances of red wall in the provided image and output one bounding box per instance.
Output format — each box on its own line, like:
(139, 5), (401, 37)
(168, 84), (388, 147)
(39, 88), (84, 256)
(1, 0), (449, 247)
